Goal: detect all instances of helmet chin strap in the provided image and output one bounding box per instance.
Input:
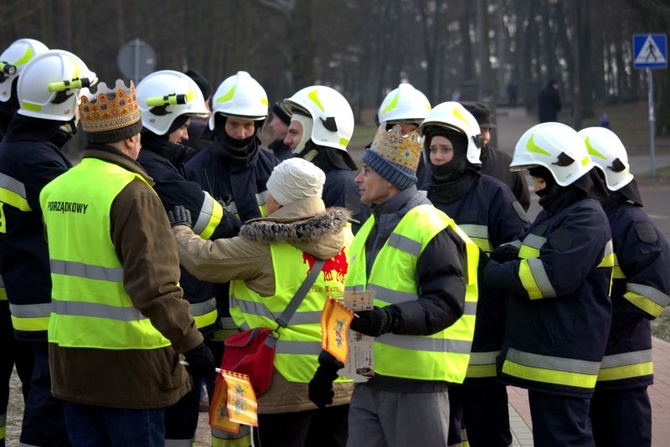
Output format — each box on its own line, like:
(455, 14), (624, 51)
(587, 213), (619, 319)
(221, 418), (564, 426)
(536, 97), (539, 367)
(291, 114), (313, 154)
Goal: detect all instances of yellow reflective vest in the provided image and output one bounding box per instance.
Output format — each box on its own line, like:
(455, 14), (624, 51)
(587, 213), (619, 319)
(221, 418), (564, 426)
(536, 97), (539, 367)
(40, 158), (170, 350)
(229, 242), (348, 383)
(346, 204), (479, 383)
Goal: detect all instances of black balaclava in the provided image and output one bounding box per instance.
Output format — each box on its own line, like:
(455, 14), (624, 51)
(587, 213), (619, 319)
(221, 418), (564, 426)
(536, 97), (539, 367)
(215, 114), (258, 152)
(423, 127), (471, 183)
(528, 166), (560, 206)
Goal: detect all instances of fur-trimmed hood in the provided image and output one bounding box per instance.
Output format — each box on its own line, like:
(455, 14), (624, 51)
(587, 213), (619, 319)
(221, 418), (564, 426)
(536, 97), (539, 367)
(241, 201), (350, 260)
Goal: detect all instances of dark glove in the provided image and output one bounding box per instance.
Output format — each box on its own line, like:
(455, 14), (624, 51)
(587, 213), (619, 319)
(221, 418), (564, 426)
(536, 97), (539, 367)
(308, 350), (344, 409)
(490, 244), (520, 263)
(350, 306), (395, 337)
(478, 249), (490, 270)
(168, 205), (192, 228)
(183, 342), (216, 379)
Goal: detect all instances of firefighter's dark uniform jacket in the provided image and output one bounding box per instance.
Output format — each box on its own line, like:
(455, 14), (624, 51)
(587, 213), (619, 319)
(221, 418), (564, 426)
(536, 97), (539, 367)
(483, 191), (613, 397)
(185, 135), (279, 223)
(428, 172), (528, 383)
(138, 136), (241, 334)
(598, 191), (670, 389)
(0, 115), (72, 341)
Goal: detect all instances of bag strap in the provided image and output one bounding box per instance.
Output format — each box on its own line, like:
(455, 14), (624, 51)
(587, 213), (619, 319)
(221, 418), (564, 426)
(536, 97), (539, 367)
(275, 259), (325, 328)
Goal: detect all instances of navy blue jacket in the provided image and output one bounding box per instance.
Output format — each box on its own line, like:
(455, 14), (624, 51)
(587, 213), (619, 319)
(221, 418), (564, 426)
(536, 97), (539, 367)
(0, 115), (72, 341)
(429, 173), (528, 384)
(484, 197), (612, 397)
(138, 145), (241, 334)
(185, 137), (279, 224)
(598, 197), (670, 390)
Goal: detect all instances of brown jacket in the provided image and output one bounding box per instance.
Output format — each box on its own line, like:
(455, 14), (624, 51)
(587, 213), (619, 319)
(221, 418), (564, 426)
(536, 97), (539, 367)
(173, 195), (354, 414)
(48, 146), (203, 409)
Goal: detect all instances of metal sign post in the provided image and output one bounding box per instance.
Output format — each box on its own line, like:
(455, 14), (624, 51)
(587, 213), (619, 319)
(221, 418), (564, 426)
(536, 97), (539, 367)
(633, 33), (667, 179)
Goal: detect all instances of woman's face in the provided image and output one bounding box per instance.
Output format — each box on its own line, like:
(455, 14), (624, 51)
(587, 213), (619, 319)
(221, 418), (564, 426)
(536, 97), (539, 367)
(429, 135), (455, 166)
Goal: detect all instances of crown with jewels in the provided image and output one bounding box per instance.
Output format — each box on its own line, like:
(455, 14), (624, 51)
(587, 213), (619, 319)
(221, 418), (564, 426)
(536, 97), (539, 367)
(79, 79), (140, 134)
(369, 124), (422, 174)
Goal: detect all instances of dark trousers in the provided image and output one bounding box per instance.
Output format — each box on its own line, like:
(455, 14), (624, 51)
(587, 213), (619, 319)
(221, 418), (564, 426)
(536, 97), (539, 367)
(590, 386), (651, 447)
(528, 389), (594, 447)
(0, 301), (34, 447)
(254, 405), (349, 447)
(20, 340), (70, 446)
(164, 375), (200, 442)
(449, 383), (511, 447)
(63, 401), (164, 446)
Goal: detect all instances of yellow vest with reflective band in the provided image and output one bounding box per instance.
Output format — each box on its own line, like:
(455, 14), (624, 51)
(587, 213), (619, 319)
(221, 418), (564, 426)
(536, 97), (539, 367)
(229, 242), (348, 383)
(346, 204), (479, 383)
(40, 158), (170, 350)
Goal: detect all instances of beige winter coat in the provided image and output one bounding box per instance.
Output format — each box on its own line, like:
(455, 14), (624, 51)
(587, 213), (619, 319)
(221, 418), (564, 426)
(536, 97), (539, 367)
(173, 195), (354, 414)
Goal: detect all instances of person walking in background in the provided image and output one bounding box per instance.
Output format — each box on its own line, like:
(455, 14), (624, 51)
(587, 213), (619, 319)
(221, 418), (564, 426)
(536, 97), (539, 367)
(461, 101), (531, 211)
(506, 82), (518, 108)
(579, 127), (670, 447)
(482, 122), (613, 447)
(282, 85), (369, 233)
(342, 124), (479, 447)
(39, 79), (215, 446)
(419, 101), (529, 447)
(171, 158), (353, 447)
(375, 82), (433, 189)
(0, 49), (96, 447)
(537, 79), (562, 123)
(268, 102), (292, 161)
(136, 69), (241, 446)
(0, 37), (47, 447)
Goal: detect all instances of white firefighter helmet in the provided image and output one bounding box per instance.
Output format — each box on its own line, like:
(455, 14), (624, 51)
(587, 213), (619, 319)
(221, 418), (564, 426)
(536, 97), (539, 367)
(0, 38), (49, 102)
(137, 70), (209, 135)
(208, 71), (268, 130)
(17, 49), (97, 122)
(512, 122), (594, 186)
(378, 82), (431, 125)
(578, 126), (634, 191)
(281, 85), (354, 152)
(419, 101), (483, 165)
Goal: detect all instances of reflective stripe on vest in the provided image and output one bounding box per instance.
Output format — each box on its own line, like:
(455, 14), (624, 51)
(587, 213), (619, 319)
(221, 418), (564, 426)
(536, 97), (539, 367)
(40, 158), (171, 350)
(346, 204), (478, 383)
(0, 172), (31, 212)
(519, 236), (613, 300)
(192, 192), (224, 240)
(502, 347), (601, 389)
(597, 349), (653, 381)
(458, 223), (492, 253)
(229, 242), (348, 383)
(625, 283), (670, 319)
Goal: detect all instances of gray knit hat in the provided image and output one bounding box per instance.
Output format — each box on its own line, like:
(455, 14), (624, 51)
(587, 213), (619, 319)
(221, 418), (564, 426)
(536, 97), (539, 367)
(362, 124), (422, 190)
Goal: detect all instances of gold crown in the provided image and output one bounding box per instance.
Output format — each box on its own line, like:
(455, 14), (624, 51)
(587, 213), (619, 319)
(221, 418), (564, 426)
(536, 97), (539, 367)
(79, 79), (140, 134)
(369, 124), (422, 173)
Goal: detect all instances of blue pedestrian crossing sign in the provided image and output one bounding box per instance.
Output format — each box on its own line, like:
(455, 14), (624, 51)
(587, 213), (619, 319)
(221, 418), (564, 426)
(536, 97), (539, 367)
(633, 34), (667, 69)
